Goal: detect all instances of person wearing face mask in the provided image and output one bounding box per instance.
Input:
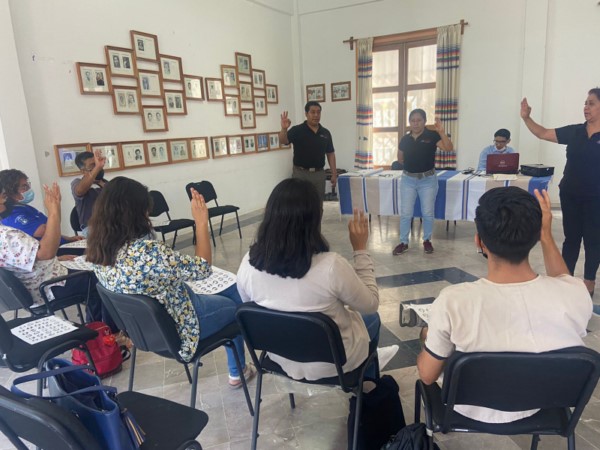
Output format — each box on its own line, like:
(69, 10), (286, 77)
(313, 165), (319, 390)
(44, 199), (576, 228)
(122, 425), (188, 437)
(72, 150), (108, 237)
(476, 129), (516, 171)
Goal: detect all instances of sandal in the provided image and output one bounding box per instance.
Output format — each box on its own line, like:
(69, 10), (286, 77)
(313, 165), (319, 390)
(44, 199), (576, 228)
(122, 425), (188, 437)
(228, 364), (257, 389)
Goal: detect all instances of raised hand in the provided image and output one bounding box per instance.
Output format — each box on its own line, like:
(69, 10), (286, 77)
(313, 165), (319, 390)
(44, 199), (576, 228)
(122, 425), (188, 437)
(520, 98), (532, 119)
(534, 188), (552, 237)
(94, 149), (107, 169)
(348, 208), (369, 251)
(280, 111), (291, 130)
(434, 117), (445, 134)
(190, 188), (208, 225)
(43, 183), (61, 215)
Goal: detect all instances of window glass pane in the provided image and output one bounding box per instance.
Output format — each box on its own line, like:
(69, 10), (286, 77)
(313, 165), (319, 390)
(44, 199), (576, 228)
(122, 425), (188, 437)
(373, 93), (398, 128)
(407, 44), (436, 85)
(406, 88), (436, 125)
(372, 50), (399, 87)
(373, 132), (398, 166)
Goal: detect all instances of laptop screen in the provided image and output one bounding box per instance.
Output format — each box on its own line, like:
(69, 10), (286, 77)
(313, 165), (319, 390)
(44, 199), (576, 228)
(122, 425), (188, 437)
(486, 153), (520, 174)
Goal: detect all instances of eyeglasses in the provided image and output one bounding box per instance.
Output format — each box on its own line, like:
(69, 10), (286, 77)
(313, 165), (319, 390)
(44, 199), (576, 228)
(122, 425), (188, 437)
(18, 181), (31, 192)
(493, 139), (508, 145)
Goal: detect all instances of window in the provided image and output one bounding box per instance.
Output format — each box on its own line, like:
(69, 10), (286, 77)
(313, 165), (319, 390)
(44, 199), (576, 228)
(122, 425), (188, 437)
(372, 33), (437, 167)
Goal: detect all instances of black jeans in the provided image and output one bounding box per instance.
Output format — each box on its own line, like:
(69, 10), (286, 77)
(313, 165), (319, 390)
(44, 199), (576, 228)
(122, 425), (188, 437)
(559, 190), (600, 281)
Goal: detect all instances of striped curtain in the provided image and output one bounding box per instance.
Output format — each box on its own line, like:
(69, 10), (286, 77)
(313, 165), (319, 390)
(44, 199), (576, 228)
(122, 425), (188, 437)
(434, 24), (461, 169)
(354, 38), (373, 169)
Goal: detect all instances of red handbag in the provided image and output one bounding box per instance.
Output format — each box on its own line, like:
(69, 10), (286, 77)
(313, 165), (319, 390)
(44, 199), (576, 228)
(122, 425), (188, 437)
(72, 321), (124, 378)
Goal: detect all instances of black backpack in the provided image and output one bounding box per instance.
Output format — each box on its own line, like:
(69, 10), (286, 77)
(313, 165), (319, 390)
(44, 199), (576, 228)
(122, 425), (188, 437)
(381, 423), (440, 450)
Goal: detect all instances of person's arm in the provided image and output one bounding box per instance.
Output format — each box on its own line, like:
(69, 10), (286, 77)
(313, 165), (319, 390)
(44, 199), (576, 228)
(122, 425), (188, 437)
(535, 189), (569, 276)
(73, 150), (106, 197)
(477, 149), (488, 171)
(279, 111), (291, 145)
(326, 152), (337, 188)
(520, 98), (558, 143)
(417, 349), (445, 385)
(190, 188), (211, 265)
(37, 183), (62, 260)
(434, 118), (454, 151)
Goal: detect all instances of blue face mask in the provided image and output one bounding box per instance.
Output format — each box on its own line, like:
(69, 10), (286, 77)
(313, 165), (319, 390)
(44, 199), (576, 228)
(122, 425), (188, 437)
(21, 189), (35, 204)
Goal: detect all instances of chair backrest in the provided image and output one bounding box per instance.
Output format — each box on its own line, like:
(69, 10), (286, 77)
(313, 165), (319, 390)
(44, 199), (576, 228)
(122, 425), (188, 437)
(186, 181), (218, 204)
(149, 190), (170, 218)
(0, 385), (101, 450)
(235, 302), (348, 377)
(0, 268), (34, 314)
(96, 284), (183, 360)
(439, 347), (600, 434)
(0, 314), (16, 358)
(69, 206), (81, 234)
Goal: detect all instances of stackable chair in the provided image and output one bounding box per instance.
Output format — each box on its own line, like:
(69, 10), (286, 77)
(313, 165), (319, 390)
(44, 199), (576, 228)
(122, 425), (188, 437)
(235, 302), (378, 450)
(149, 190), (195, 249)
(70, 206), (81, 235)
(414, 347), (600, 450)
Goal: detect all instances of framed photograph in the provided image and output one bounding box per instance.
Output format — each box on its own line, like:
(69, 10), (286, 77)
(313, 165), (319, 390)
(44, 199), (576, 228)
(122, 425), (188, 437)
(252, 69), (265, 89)
(211, 136), (228, 158)
(190, 137), (209, 160)
(256, 134), (269, 152)
(224, 95), (240, 116)
(221, 65), (238, 88)
(91, 143), (122, 171)
(54, 143), (89, 177)
(331, 81), (352, 101)
(121, 142), (147, 167)
(235, 52), (252, 76)
(205, 78), (224, 101)
(268, 133), (280, 150)
(228, 136), (243, 156)
(165, 90), (187, 115)
(146, 141), (169, 165)
(138, 70), (164, 98)
(169, 139), (190, 163)
(254, 96), (267, 116)
(242, 134), (256, 153)
(76, 63), (111, 94)
(160, 54), (183, 82)
(105, 46), (136, 78)
(240, 109), (256, 129)
(239, 81), (253, 103)
(131, 30), (159, 62)
(112, 86), (141, 115)
(266, 84), (278, 104)
(184, 75), (204, 100)
(306, 83), (326, 102)
(142, 106), (168, 132)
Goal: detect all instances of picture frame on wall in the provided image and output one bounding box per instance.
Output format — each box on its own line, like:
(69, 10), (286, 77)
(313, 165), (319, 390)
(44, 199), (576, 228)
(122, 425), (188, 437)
(252, 69), (265, 89)
(54, 143), (89, 177)
(165, 90), (187, 115)
(221, 65), (239, 88)
(239, 81), (253, 102)
(266, 84), (278, 104)
(160, 54), (183, 82)
(91, 143), (122, 171)
(235, 52), (252, 76)
(76, 63), (111, 94)
(121, 142), (147, 167)
(256, 134), (269, 152)
(224, 95), (240, 116)
(131, 30), (159, 62)
(190, 137), (209, 160)
(228, 136), (243, 155)
(211, 136), (228, 158)
(254, 96), (267, 116)
(306, 84), (326, 102)
(205, 78), (224, 101)
(112, 86), (141, 115)
(184, 75), (204, 100)
(240, 109), (256, 129)
(146, 140), (169, 165)
(169, 139), (190, 162)
(269, 133), (280, 150)
(142, 106), (168, 132)
(105, 46), (136, 78)
(242, 134), (256, 153)
(331, 81), (352, 101)
(138, 70), (164, 98)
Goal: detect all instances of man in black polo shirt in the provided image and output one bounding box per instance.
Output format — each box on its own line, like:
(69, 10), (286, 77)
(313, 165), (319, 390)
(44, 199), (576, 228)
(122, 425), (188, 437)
(280, 101), (337, 201)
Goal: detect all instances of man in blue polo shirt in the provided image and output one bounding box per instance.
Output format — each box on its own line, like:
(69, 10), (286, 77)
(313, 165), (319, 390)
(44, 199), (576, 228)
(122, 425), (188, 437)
(279, 101), (337, 202)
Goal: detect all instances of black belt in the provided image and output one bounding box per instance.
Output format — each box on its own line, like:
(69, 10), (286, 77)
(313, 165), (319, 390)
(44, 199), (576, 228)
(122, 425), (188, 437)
(294, 165), (324, 172)
(403, 169), (435, 179)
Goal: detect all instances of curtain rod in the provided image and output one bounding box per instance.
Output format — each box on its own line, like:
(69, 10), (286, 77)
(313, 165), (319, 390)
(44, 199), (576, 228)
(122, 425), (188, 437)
(342, 19), (468, 50)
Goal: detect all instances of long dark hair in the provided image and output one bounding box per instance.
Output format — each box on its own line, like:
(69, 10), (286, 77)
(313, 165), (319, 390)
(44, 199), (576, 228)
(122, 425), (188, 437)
(249, 178), (329, 278)
(86, 177), (154, 266)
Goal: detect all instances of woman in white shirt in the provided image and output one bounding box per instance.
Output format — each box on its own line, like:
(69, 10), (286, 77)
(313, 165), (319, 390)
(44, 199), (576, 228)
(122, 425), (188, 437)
(236, 178), (380, 380)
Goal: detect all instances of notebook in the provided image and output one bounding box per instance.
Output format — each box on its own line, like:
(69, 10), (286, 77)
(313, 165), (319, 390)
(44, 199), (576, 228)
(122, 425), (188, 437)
(486, 153), (520, 174)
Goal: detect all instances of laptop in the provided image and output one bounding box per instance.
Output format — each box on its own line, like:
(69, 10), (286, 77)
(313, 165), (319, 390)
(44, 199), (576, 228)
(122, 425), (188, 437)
(486, 153), (520, 174)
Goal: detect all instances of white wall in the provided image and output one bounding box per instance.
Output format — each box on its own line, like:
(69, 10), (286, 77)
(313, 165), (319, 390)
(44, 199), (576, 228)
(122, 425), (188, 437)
(6, 0), (296, 232)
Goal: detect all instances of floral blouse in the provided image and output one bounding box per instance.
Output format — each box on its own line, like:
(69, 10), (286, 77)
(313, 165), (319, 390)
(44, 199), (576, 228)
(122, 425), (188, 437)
(93, 239), (211, 362)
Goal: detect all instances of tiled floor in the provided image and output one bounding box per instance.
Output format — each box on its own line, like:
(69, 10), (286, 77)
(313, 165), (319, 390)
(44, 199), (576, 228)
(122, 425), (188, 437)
(3, 201), (600, 449)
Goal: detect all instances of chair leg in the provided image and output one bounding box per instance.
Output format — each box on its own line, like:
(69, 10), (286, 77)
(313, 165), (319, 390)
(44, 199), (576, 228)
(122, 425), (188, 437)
(184, 363), (193, 384)
(171, 231), (179, 249)
(127, 346), (137, 391)
(208, 219), (216, 247)
(60, 309), (69, 320)
(251, 370), (263, 450)
(235, 211), (242, 239)
(530, 434), (540, 450)
(219, 215), (224, 236)
(190, 359), (201, 408)
(351, 387), (365, 450)
(567, 433), (576, 450)
(288, 393), (295, 409)
(414, 383), (422, 423)
(75, 303), (84, 324)
(228, 342), (254, 416)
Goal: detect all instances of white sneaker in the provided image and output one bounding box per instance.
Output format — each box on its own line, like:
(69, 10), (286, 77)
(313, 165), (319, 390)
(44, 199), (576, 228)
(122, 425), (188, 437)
(377, 345), (399, 370)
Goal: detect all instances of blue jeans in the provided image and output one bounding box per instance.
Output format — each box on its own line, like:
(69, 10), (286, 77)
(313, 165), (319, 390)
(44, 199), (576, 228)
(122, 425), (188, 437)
(189, 284), (245, 377)
(400, 174), (438, 244)
(362, 312), (381, 379)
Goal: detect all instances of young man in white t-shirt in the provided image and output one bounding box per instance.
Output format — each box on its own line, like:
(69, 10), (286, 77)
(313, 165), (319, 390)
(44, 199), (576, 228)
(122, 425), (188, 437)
(417, 186), (592, 423)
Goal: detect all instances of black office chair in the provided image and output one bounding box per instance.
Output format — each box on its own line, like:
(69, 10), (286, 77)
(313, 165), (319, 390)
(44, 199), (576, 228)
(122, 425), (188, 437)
(235, 302), (378, 450)
(0, 385), (208, 450)
(414, 347), (600, 450)
(70, 206), (81, 235)
(185, 181), (241, 247)
(96, 284), (254, 414)
(149, 190), (196, 249)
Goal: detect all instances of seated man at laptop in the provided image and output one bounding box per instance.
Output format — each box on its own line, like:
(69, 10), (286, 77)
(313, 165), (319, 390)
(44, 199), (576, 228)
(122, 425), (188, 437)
(477, 129), (516, 171)
(417, 186), (591, 423)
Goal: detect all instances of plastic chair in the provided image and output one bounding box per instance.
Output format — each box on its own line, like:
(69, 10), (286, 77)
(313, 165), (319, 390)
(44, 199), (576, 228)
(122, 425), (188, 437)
(235, 302), (378, 450)
(185, 181), (241, 247)
(96, 284), (254, 414)
(0, 385), (208, 450)
(414, 347), (600, 450)
(149, 190), (195, 249)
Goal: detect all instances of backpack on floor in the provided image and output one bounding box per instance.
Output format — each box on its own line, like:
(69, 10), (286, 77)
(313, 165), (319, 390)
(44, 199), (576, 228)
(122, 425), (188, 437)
(72, 321), (125, 378)
(381, 423), (440, 450)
